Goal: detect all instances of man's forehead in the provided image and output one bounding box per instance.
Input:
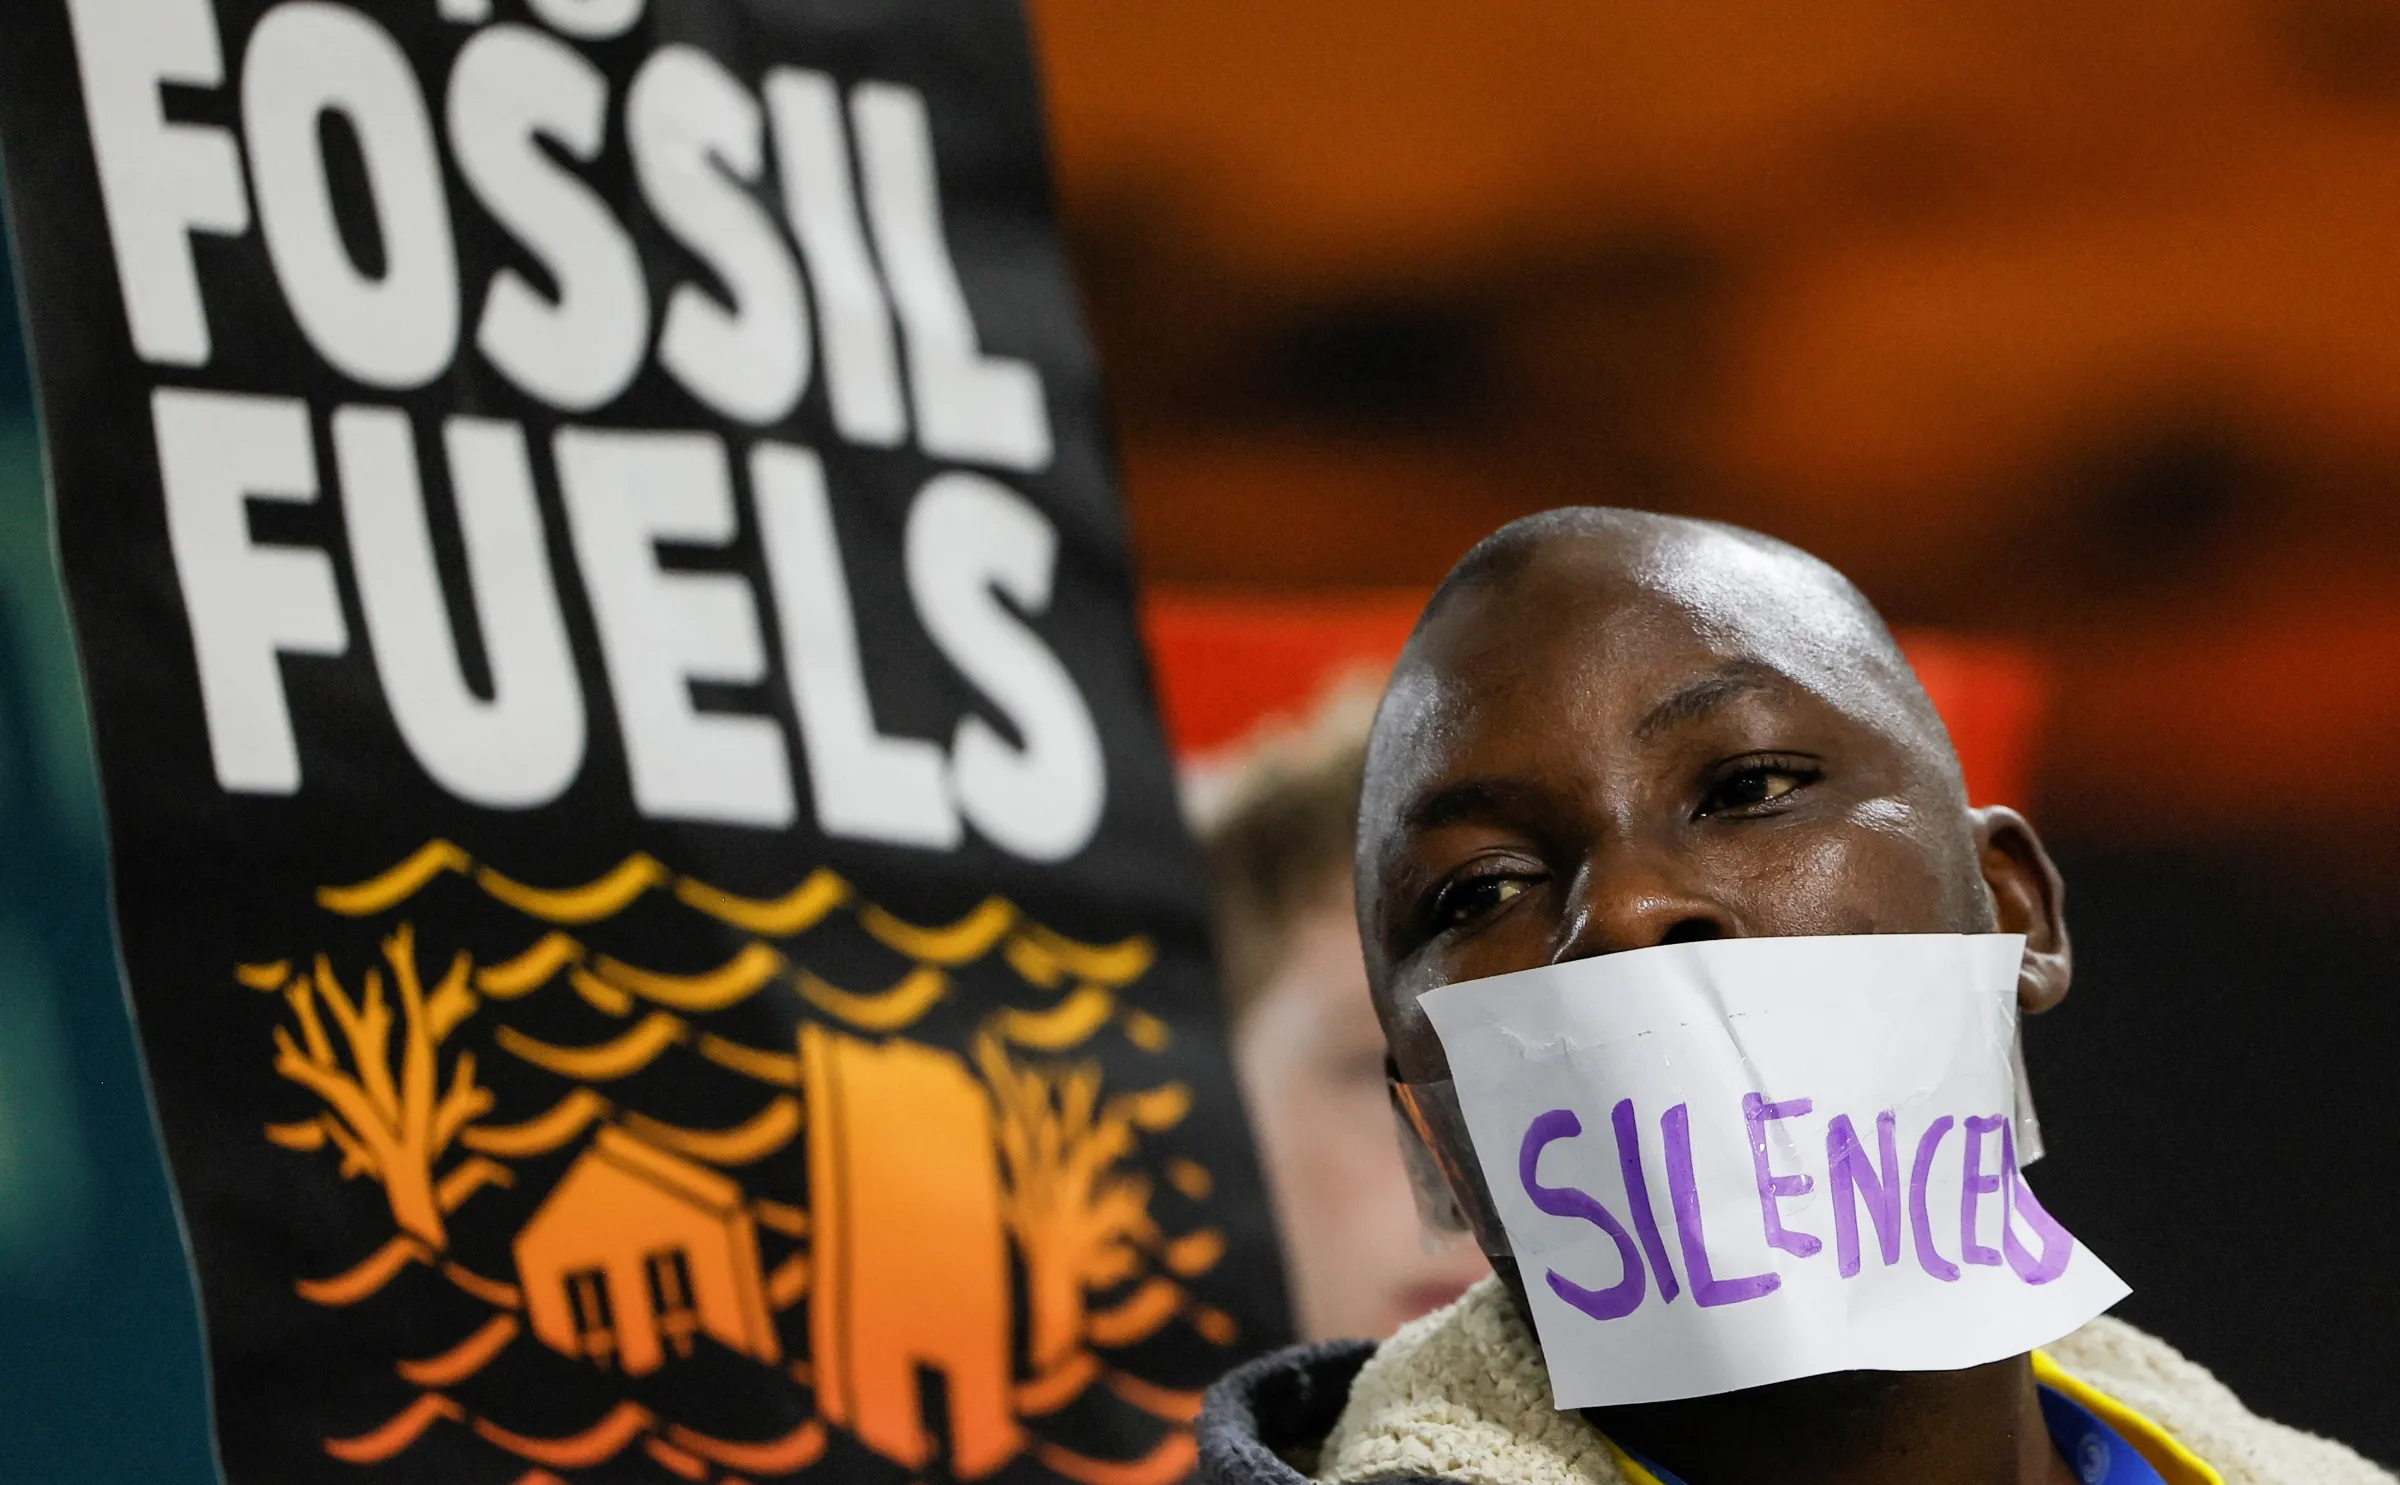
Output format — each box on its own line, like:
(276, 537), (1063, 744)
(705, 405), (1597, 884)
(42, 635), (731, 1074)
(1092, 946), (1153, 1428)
(1362, 523), (1937, 820)
(1364, 632), (1792, 819)
(1420, 529), (1894, 696)
(1516, 522), (1894, 675)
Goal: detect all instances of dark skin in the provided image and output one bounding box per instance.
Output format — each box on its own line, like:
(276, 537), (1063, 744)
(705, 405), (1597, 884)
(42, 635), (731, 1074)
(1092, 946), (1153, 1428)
(1359, 512), (2076, 1485)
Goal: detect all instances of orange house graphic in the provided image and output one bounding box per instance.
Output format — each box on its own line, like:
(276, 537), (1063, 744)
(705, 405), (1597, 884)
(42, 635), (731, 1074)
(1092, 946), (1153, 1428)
(515, 1125), (782, 1376)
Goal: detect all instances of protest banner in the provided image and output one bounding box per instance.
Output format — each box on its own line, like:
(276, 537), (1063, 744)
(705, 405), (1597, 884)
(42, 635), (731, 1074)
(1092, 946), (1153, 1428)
(0, 1), (1291, 1478)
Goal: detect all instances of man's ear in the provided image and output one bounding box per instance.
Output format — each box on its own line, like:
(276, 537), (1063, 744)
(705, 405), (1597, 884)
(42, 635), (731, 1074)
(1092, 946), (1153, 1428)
(1972, 806), (2070, 1014)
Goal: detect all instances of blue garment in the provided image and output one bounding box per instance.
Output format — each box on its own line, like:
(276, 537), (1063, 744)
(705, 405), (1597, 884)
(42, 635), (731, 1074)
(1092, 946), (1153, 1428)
(2040, 1382), (2170, 1485)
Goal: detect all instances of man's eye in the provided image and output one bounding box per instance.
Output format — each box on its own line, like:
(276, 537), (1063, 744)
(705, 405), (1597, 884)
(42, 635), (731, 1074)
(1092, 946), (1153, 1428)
(1701, 762), (1819, 815)
(1436, 876), (1529, 927)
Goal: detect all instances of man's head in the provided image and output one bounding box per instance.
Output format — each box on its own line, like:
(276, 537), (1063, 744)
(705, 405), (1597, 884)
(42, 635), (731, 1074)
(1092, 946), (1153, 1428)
(1360, 507), (2068, 1092)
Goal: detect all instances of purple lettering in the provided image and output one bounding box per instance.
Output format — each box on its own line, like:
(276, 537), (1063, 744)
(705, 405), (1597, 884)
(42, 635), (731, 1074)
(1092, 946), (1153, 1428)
(1520, 1109), (1647, 1321)
(1744, 1092), (1821, 1258)
(1611, 1097), (1682, 1303)
(1826, 1110), (1901, 1278)
(1662, 1102), (1781, 1307)
(2001, 1124), (2074, 1284)
(1909, 1114), (1961, 1282)
(1959, 1113), (2008, 1267)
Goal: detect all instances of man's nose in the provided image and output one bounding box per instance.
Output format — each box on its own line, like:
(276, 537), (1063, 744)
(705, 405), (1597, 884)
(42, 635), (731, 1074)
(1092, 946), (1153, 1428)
(1550, 848), (1736, 963)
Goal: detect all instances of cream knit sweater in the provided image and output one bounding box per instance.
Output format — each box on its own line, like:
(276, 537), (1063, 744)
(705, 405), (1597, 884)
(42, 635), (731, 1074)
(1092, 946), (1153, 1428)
(1318, 1278), (2392, 1485)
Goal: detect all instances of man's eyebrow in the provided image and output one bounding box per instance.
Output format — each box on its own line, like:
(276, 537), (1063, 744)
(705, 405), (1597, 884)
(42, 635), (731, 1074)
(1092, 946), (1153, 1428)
(1403, 776), (1551, 832)
(1633, 660), (1785, 742)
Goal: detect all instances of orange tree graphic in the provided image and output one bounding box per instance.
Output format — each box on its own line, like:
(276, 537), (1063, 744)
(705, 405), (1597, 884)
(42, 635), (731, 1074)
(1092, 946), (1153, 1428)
(267, 925), (493, 1249)
(975, 1030), (1193, 1375)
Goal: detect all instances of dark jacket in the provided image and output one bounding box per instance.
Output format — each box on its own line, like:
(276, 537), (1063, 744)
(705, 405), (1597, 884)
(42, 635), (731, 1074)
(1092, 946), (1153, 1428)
(1198, 1339), (1459, 1485)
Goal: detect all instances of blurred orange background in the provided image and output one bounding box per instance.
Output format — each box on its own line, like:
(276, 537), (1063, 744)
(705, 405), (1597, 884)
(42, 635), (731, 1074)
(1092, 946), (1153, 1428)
(1033, 0), (2400, 854)
(1028, 9), (2400, 1459)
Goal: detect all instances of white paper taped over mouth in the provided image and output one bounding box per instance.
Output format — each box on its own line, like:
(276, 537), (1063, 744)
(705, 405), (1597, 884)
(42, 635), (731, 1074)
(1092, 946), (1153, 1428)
(1418, 933), (2128, 1409)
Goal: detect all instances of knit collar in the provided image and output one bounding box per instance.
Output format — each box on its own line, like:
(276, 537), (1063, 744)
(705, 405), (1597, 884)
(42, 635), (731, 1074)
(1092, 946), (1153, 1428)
(1314, 1277), (2383, 1485)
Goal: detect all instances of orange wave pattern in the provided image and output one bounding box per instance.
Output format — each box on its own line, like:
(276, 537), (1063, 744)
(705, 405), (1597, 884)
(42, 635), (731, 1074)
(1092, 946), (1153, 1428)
(622, 1095), (803, 1166)
(753, 1199), (808, 1237)
(673, 870), (849, 936)
(596, 943), (784, 1012)
(327, 1387), (858, 1482)
(494, 1014), (686, 1080)
(663, 1419), (830, 1474)
(567, 966), (633, 1016)
(295, 1234), (429, 1306)
(794, 965), (949, 1031)
(1105, 1371), (1205, 1424)
(1034, 1433), (1201, 1485)
(1164, 1228), (1228, 1278)
(316, 841), (1158, 1039)
(397, 1314), (520, 1387)
(440, 1261), (522, 1311)
(472, 1401), (656, 1469)
(323, 1393), (463, 1464)
(765, 1252), (810, 1310)
(327, 1391), (728, 1476)
(1084, 1279), (1184, 1348)
(857, 896), (1015, 964)
(236, 959), (291, 991)
(265, 1116), (330, 1151)
(1016, 1353), (1103, 1417)
(460, 1088), (611, 1157)
(316, 841), (472, 916)
(475, 934), (581, 997)
(435, 1156), (513, 1212)
(479, 856), (667, 924)
(991, 985), (1119, 1050)
(697, 1032), (804, 1086)
(643, 1434), (708, 1479)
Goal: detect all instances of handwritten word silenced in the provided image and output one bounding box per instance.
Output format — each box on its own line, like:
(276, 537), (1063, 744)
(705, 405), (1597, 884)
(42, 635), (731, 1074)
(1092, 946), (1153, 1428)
(1518, 1094), (2074, 1324)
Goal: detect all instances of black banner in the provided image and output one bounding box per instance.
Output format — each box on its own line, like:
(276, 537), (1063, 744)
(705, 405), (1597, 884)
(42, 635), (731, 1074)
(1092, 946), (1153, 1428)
(0, 2), (1290, 1480)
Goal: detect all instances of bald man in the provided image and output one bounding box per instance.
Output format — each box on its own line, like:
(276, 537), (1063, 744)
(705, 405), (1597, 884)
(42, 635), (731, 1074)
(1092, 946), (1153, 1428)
(1198, 510), (2391, 1485)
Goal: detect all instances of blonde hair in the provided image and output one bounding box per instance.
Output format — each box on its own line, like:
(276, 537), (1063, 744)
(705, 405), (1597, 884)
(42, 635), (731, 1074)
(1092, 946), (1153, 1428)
(1186, 677), (1381, 1025)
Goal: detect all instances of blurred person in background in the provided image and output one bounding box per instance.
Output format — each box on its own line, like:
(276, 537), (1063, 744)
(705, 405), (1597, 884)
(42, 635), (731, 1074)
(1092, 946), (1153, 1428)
(1192, 684), (1490, 1341)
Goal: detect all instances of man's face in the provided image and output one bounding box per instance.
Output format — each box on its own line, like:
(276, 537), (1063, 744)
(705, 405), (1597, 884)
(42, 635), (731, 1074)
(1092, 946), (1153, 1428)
(1360, 535), (2008, 1085)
